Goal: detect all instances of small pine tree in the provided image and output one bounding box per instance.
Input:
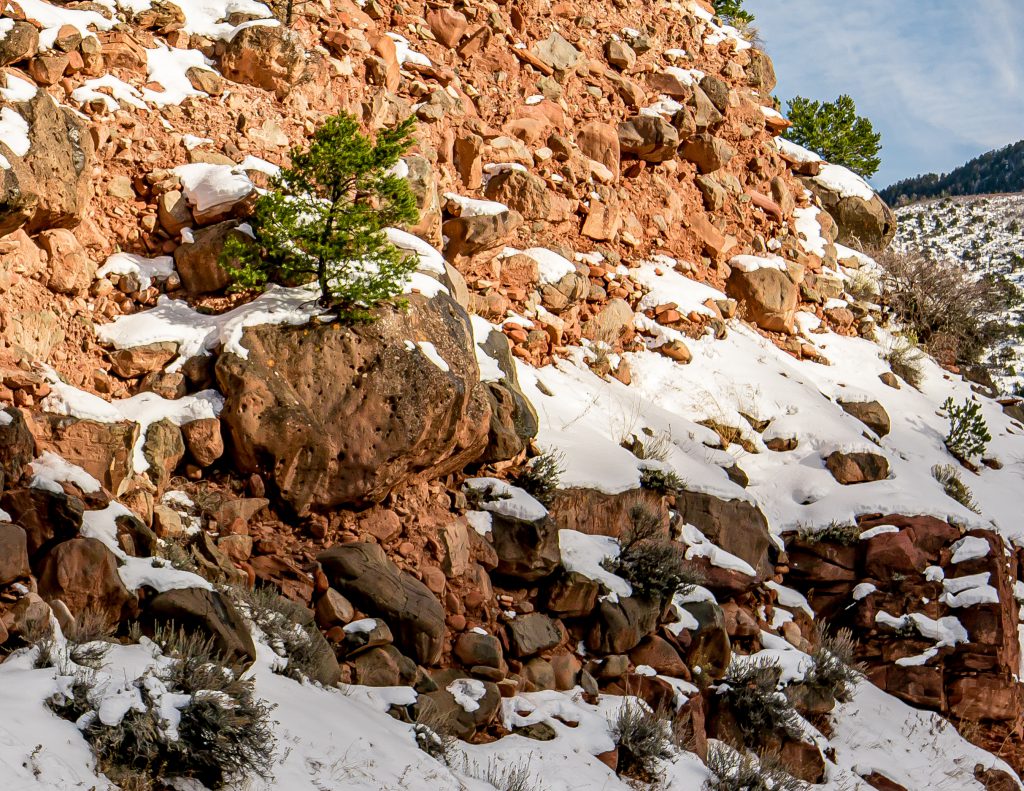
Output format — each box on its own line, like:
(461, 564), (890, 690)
(713, 0), (754, 25)
(784, 94), (882, 179)
(223, 112), (419, 316)
(941, 397), (991, 462)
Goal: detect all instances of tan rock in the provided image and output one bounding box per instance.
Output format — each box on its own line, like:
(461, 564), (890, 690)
(37, 228), (95, 295)
(181, 417), (224, 467)
(219, 24), (305, 99)
(577, 121), (621, 180)
(427, 8), (468, 48)
(36, 537), (136, 625)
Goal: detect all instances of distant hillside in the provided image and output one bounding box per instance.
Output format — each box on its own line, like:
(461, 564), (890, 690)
(894, 194), (1024, 393)
(881, 139), (1024, 205)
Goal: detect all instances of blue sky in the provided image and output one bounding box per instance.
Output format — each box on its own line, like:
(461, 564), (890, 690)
(743, 0), (1024, 188)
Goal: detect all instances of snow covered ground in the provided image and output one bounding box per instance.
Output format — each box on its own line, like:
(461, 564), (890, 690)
(0, 616), (1013, 791)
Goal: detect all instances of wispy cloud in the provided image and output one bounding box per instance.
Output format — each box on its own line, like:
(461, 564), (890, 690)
(744, 0), (1024, 186)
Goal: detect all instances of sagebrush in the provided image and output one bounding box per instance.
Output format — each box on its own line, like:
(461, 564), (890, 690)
(639, 465), (686, 494)
(704, 742), (806, 791)
(932, 463), (980, 512)
(717, 658), (802, 749)
(510, 451), (564, 506)
(604, 505), (703, 601)
(610, 700), (674, 781)
(232, 584), (337, 684)
(49, 626), (275, 789)
(802, 627), (863, 704)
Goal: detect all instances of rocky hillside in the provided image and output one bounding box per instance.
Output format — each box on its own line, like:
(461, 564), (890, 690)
(894, 194), (1024, 394)
(0, 0), (1022, 790)
(882, 139), (1024, 206)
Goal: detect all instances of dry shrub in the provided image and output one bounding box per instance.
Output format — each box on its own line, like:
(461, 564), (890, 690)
(874, 248), (1016, 365)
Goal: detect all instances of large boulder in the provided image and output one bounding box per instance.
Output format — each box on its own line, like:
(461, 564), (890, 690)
(38, 228), (95, 295)
(803, 166), (896, 250)
(484, 170), (559, 222)
(726, 257), (800, 334)
(587, 596), (661, 654)
(317, 542), (446, 665)
(617, 116), (679, 163)
(218, 24), (305, 99)
(36, 537), (136, 625)
(679, 134), (735, 174)
(825, 450), (890, 484)
(744, 49), (777, 92)
(28, 413), (138, 495)
(442, 208), (523, 260)
(173, 220), (248, 295)
(678, 600), (731, 681)
(487, 508), (561, 582)
(507, 613), (563, 658)
(0, 90), (94, 237)
(0, 487), (84, 558)
(0, 21), (39, 66)
(577, 121), (621, 178)
(216, 292), (490, 512)
(676, 490), (773, 578)
(146, 587), (256, 664)
(838, 398), (891, 438)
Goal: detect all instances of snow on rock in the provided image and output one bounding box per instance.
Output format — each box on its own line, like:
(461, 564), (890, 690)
(814, 163), (877, 202)
(681, 523), (756, 576)
(0, 107), (30, 157)
(447, 678), (487, 713)
(141, 43), (217, 106)
(950, 535), (991, 563)
(775, 136), (822, 164)
(852, 582), (877, 601)
(29, 452), (101, 495)
(386, 32), (431, 67)
(876, 610), (968, 648)
(941, 572), (1000, 608)
(95, 284), (326, 372)
(40, 368), (223, 472)
(0, 72), (37, 103)
(558, 529), (632, 600)
(794, 205), (829, 257)
(443, 192), (509, 217)
(174, 161), (255, 215)
(465, 509), (492, 536)
(71, 74), (148, 112)
(81, 501), (213, 593)
(729, 253), (789, 273)
(463, 478), (548, 522)
(633, 257), (726, 318)
(764, 580), (814, 618)
(96, 252), (175, 290)
(507, 247), (576, 285)
(171, 0), (276, 40)
(386, 227), (446, 275)
(859, 525), (900, 540)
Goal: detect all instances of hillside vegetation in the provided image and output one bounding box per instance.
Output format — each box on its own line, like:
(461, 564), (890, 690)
(882, 139), (1024, 205)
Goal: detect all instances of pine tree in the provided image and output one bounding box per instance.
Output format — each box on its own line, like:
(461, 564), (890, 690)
(784, 94), (882, 179)
(222, 112), (419, 316)
(712, 0), (754, 25)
